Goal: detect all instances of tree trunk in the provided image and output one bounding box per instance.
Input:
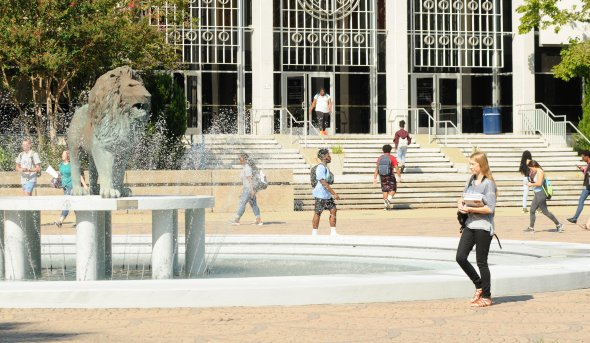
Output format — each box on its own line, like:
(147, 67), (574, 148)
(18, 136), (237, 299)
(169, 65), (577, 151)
(46, 76), (58, 144)
(30, 77), (45, 147)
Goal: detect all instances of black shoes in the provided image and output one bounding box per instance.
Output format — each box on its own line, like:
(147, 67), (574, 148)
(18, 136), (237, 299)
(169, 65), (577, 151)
(567, 217), (577, 224)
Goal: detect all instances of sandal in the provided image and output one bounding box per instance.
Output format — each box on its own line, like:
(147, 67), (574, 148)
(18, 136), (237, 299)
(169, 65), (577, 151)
(470, 297), (492, 307)
(470, 288), (483, 303)
(578, 224), (590, 231)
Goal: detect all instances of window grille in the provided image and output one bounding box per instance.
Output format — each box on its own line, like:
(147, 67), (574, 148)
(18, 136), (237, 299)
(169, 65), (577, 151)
(149, 0), (242, 65)
(411, 0), (503, 68)
(281, 0), (375, 66)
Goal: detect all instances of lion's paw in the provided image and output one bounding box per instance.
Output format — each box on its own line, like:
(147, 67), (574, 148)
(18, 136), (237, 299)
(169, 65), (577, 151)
(121, 188), (132, 197)
(72, 187), (89, 196)
(100, 188), (121, 198)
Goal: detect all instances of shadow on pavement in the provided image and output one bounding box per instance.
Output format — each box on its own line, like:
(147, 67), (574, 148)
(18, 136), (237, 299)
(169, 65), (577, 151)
(0, 322), (82, 342)
(493, 295), (534, 305)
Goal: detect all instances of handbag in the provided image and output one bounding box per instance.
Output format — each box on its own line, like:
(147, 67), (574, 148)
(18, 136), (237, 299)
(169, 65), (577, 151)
(51, 177), (62, 189)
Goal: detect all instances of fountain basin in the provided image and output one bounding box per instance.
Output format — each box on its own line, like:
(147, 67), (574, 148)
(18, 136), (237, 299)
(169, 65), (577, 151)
(1, 235), (590, 308)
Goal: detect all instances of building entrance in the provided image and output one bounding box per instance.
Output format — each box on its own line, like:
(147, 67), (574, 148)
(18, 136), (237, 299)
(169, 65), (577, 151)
(411, 74), (462, 134)
(282, 73), (335, 135)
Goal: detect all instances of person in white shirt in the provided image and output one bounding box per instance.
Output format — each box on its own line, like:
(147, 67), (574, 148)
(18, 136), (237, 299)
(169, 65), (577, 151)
(15, 138), (42, 196)
(309, 88), (332, 136)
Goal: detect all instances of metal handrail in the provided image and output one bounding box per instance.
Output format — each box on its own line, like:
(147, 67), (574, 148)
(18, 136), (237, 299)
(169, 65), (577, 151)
(438, 120), (473, 149)
(281, 107), (325, 147)
(386, 108), (436, 143)
(516, 103), (590, 146)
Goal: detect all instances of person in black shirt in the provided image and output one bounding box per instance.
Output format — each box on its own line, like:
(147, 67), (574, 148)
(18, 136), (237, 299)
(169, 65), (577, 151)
(518, 150), (533, 213)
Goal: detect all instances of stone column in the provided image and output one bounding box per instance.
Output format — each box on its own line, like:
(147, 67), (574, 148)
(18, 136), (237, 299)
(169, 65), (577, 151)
(3, 211), (41, 280)
(76, 211), (106, 281)
(251, 0), (275, 135)
(152, 210), (176, 279)
(104, 211), (112, 278)
(512, 0), (536, 133)
(386, 0), (409, 135)
(185, 208), (206, 278)
(0, 211), (4, 280)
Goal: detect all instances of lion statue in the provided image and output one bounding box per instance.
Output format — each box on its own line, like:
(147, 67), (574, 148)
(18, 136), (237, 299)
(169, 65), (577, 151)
(67, 66), (151, 198)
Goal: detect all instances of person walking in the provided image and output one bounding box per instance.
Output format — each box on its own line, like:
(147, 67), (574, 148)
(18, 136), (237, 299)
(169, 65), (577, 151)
(54, 150), (88, 227)
(309, 88), (332, 136)
(567, 150), (590, 224)
(373, 144), (401, 210)
(231, 153), (263, 226)
(518, 150), (533, 213)
(15, 138), (41, 196)
(311, 148), (339, 236)
(456, 151), (497, 307)
(393, 120), (411, 173)
(525, 160), (563, 233)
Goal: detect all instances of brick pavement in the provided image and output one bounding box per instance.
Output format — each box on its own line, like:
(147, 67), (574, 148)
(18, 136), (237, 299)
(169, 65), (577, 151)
(3, 206), (590, 342)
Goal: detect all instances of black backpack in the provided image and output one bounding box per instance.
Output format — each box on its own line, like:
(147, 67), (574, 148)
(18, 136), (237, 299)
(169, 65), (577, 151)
(377, 155), (392, 176)
(311, 164), (334, 187)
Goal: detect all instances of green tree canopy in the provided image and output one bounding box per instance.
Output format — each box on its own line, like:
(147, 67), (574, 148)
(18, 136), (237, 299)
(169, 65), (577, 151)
(0, 0), (187, 144)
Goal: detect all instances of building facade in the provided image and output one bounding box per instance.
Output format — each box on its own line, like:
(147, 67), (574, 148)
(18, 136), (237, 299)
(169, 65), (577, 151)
(154, 0), (583, 135)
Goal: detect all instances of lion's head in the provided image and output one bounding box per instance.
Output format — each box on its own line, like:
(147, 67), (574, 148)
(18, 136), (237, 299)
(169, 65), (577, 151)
(87, 66), (151, 149)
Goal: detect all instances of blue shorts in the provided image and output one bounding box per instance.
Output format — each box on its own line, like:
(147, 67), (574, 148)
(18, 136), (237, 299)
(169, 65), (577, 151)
(22, 180), (36, 193)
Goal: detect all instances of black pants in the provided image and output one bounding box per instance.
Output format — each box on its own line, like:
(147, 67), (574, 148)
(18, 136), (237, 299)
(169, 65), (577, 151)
(456, 228), (493, 298)
(315, 111), (329, 131)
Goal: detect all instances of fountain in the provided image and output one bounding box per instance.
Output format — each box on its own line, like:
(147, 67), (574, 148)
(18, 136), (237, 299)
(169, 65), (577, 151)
(2, 68), (590, 308)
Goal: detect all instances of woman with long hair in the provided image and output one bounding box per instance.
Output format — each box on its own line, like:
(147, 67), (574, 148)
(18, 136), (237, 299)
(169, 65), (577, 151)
(518, 150), (533, 213)
(525, 160), (563, 233)
(456, 151), (497, 307)
(54, 150), (88, 227)
(231, 153), (263, 225)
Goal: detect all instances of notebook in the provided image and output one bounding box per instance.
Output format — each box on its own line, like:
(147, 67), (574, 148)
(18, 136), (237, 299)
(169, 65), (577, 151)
(463, 193), (484, 207)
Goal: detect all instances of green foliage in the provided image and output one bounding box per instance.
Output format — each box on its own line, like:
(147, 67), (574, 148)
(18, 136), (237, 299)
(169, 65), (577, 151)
(0, 0), (189, 143)
(0, 144), (15, 171)
(142, 72), (187, 140)
(331, 145), (344, 154)
(572, 78), (590, 151)
(517, 0), (590, 148)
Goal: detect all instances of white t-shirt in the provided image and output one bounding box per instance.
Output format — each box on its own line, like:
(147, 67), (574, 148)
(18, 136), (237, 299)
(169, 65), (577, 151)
(16, 150), (41, 183)
(314, 93), (331, 113)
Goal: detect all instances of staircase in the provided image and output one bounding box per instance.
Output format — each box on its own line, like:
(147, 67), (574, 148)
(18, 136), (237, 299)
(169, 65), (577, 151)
(184, 135), (309, 172)
(294, 134), (584, 210)
(300, 135), (458, 175)
(438, 134), (581, 172)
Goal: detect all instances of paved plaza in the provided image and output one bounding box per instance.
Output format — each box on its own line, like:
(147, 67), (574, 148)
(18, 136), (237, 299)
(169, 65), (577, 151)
(2, 206), (590, 342)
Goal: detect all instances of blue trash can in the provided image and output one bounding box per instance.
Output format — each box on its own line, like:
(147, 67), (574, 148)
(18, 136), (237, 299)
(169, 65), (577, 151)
(483, 107), (501, 134)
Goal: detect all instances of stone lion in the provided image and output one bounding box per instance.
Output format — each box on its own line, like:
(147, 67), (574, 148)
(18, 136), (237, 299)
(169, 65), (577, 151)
(67, 66), (151, 198)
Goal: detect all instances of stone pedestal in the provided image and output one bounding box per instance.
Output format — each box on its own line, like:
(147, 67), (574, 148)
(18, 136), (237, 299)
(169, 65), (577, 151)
(76, 211), (106, 281)
(0, 195), (214, 282)
(152, 210), (177, 279)
(3, 211), (41, 280)
(185, 208), (206, 278)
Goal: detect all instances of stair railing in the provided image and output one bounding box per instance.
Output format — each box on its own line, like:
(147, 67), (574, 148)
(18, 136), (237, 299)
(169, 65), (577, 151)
(517, 103), (590, 146)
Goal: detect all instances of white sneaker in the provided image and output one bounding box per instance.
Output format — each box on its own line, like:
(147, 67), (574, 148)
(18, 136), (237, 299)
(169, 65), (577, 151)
(311, 229), (318, 236)
(330, 229), (339, 236)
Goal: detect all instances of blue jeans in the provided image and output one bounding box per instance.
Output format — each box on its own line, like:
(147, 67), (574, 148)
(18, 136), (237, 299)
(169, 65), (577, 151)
(572, 188), (590, 220)
(61, 186), (72, 219)
(235, 188), (260, 221)
(397, 146), (408, 166)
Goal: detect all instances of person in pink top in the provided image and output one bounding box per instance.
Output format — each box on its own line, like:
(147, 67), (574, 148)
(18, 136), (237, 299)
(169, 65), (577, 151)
(393, 120), (412, 173)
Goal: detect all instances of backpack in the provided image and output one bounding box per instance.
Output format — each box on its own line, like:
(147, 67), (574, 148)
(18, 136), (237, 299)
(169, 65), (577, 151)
(252, 169), (268, 191)
(377, 155), (392, 176)
(311, 164), (334, 187)
(542, 177), (553, 200)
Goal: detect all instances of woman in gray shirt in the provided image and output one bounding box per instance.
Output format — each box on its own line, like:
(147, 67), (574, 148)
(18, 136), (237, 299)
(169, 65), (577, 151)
(456, 151), (497, 307)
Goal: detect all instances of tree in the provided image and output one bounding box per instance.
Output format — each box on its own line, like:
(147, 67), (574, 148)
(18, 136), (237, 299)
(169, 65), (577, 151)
(517, 0), (590, 145)
(0, 0), (188, 145)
